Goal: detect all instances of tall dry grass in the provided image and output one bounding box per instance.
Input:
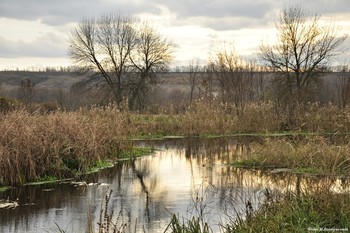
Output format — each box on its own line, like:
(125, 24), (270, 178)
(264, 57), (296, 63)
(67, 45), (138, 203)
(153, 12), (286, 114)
(132, 100), (282, 136)
(235, 136), (350, 175)
(293, 103), (350, 132)
(0, 106), (133, 186)
(132, 100), (350, 136)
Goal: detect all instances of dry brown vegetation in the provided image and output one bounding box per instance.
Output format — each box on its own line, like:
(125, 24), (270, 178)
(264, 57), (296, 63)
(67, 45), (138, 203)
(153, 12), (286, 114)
(133, 100), (350, 136)
(0, 106), (133, 186)
(234, 136), (350, 175)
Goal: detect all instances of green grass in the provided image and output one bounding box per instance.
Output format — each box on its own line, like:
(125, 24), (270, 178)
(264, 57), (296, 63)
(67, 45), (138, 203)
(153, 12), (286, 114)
(230, 160), (264, 168)
(83, 160), (115, 175)
(93, 159), (114, 169)
(0, 186), (10, 192)
(294, 167), (324, 174)
(24, 160), (116, 185)
(133, 133), (169, 140)
(118, 147), (155, 160)
(24, 176), (60, 186)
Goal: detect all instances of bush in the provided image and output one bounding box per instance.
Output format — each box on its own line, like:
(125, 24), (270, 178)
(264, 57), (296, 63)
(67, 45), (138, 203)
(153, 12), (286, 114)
(0, 97), (17, 113)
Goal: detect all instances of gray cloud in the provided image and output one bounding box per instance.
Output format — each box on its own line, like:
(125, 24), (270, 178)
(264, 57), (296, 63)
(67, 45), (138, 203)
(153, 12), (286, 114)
(0, 0), (349, 30)
(0, 0), (160, 25)
(159, 0), (350, 31)
(295, 0), (350, 15)
(0, 33), (67, 58)
(149, 0), (277, 31)
(174, 15), (272, 31)
(154, 0), (273, 19)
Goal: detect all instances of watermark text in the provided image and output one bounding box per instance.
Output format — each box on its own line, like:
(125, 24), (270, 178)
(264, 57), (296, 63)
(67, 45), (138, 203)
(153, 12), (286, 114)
(308, 227), (348, 232)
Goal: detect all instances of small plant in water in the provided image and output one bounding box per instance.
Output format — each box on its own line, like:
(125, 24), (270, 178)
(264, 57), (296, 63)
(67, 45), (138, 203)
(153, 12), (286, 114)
(53, 189), (130, 233)
(95, 189), (126, 233)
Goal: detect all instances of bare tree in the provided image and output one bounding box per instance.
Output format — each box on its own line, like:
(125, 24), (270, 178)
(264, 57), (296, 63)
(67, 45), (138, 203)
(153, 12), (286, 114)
(18, 79), (35, 105)
(260, 5), (347, 125)
(69, 15), (136, 108)
(334, 66), (350, 108)
(68, 14), (174, 110)
(209, 47), (251, 114)
(200, 64), (215, 104)
(56, 85), (66, 108)
(188, 59), (200, 104)
(128, 21), (174, 110)
(245, 61), (268, 102)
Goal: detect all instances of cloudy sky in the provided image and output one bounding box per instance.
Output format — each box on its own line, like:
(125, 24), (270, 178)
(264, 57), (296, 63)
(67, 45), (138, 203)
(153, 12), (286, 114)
(0, 0), (350, 70)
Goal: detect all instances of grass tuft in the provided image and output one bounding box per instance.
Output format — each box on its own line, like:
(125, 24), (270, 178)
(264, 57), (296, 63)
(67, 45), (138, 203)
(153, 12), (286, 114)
(232, 137), (350, 175)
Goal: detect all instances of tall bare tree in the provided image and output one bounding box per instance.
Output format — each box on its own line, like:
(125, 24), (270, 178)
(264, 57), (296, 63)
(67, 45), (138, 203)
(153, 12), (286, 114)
(69, 15), (136, 107)
(188, 59), (200, 104)
(334, 66), (350, 108)
(260, 5), (347, 125)
(199, 63), (215, 104)
(68, 14), (174, 110)
(18, 79), (35, 105)
(128, 21), (174, 110)
(209, 47), (251, 114)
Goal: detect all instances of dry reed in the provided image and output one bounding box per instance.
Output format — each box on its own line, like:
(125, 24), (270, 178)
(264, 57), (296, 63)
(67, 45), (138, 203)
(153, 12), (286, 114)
(132, 100), (350, 136)
(236, 137), (350, 175)
(0, 106), (133, 186)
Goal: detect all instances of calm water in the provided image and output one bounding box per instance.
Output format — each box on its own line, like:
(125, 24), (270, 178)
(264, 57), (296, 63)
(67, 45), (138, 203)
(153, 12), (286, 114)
(0, 137), (348, 233)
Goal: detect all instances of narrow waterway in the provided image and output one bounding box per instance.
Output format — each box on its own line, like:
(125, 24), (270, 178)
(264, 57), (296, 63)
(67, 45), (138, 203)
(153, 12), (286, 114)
(0, 137), (348, 232)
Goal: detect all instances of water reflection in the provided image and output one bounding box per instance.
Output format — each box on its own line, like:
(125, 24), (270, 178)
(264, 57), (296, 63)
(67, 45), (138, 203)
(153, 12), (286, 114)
(0, 137), (349, 233)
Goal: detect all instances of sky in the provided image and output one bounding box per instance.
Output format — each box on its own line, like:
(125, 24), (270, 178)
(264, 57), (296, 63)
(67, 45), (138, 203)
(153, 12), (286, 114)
(0, 0), (350, 70)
